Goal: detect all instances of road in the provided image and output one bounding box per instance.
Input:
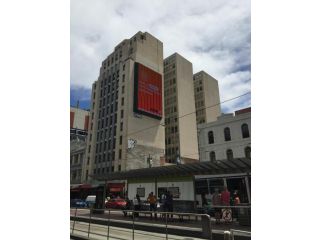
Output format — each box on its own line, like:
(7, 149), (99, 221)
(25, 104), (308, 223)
(71, 221), (204, 240)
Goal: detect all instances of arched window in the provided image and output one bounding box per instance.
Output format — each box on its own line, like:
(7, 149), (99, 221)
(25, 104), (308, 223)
(241, 123), (250, 138)
(210, 151), (216, 162)
(245, 147), (251, 159)
(208, 131), (214, 144)
(224, 127), (231, 141)
(226, 149), (233, 160)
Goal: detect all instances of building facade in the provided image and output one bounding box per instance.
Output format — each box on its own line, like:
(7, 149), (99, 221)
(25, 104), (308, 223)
(193, 71), (221, 124)
(70, 106), (90, 141)
(70, 139), (86, 184)
(198, 107), (251, 162)
(163, 53), (199, 163)
(82, 32), (165, 183)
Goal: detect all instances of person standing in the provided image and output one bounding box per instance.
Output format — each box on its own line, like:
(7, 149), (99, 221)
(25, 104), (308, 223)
(221, 186), (230, 206)
(147, 192), (157, 219)
(232, 191), (241, 221)
(165, 191), (174, 220)
(212, 188), (222, 223)
(133, 194), (141, 218)
(221, 186), (231, 223)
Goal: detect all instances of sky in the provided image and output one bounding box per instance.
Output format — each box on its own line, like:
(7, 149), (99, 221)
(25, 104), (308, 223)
(71, 0), (251, 112)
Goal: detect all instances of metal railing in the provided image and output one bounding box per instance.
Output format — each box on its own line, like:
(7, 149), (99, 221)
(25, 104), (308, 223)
(70, 205), (251, 240)
(71, 207), (213, 240)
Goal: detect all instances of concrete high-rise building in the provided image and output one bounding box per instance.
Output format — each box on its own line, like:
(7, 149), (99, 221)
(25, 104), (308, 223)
(82, 32), (165, 183)
(193, 71), (221, 124)
(163, 53), (199, 163)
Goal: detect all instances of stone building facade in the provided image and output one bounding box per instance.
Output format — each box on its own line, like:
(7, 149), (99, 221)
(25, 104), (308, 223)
(198, 107), (251, 161)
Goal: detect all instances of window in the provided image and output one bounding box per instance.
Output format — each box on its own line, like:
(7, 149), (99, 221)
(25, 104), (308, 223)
(210, 151), (216, 162)
(241, 123), (250, 138)
(119, 149), (122, 159)
(120, 122), (123, 131)
(226, 149), (233, 160)
(121, 110), (124, 118)
(224, 127), (231, 141)
(122, 86), (125, 94)
(119, 135), (122, 145)
(245, 147), (251, 158)
(208, 131), (214, 144)
(121, 97), (124, 106)
(118, 165), (121, 171)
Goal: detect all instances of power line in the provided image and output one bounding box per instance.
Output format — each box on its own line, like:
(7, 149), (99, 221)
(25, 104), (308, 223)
(125, 91), (251, 138)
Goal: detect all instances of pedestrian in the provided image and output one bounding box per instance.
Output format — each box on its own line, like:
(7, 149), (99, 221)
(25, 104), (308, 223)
(165, 191), (173, 220)
(221, 186), (230, 206)
(232, 191), (241, 221)
(212, 188), (222, 224)
(133, 193), (141, 218)
(201, 193), (209, 214)
(221, 186), (232, 223)
(147, 192), (157, 219)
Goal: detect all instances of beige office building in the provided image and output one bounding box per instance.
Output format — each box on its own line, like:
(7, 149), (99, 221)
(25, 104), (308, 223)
(163, 53), (199, 163)
(193, 71), (221, 124)
(82, 32), (165, 183)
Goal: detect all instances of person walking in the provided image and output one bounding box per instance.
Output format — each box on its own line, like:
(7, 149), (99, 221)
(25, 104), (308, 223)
(147, 192), (157, 219)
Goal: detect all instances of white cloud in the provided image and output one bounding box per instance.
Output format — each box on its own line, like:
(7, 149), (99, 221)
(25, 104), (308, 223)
(71, 0), (251, 112)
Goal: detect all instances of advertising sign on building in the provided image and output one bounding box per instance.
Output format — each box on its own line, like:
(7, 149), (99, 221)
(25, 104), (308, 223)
(134, 62), (162, 119)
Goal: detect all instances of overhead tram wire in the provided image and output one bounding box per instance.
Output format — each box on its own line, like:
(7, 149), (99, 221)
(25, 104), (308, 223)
(124, 91), (251, 138)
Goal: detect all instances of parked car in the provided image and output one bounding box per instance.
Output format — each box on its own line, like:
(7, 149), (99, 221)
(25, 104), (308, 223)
(85, 195), (96, 208)
(105, 198), (127, 209)
(70, 199), (88, 208)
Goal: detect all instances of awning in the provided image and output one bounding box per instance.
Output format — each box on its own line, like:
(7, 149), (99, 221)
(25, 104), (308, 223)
(109, 187), (122, 192)
(92, 158), (251, 181)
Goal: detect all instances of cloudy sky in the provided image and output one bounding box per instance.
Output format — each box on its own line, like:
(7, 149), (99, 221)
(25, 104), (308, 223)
(71, 0), (251, 113)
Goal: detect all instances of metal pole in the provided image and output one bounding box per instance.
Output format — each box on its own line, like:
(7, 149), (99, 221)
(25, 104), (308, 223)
(132, 210), (135, 240)
(223, 231), (231, 240)
(107, 209), (110, 239)
(165, 211), (168, 240)
(208, 215), (213, 240)
(72, 207), (78, 234)
(88, 206), (92, 238)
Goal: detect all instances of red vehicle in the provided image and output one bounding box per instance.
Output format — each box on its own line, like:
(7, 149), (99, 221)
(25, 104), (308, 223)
(105, 198), (127, 209)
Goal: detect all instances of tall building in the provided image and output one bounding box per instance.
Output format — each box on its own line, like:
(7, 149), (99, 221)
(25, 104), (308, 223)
(163, 53), (199, 163)
(82, 32), (165, 183)
(198, 107), (251, 162)
(193, 71), (221, 124)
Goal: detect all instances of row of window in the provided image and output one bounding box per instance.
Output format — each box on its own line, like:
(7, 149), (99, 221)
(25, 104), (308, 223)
(209, 147), (251, 161)
(207, 123), (250, 144)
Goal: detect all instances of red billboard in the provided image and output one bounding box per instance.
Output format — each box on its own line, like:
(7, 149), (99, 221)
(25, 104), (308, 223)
(134, 62), (162, 119)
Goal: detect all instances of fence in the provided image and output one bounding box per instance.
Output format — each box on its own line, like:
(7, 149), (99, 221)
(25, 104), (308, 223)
(70, 205), (251, 240)
(70, 207), (212, 240)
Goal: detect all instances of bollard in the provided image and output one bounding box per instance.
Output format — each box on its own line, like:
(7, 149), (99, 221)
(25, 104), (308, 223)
(107, 209), (110, 240)
(72, 208), (78, 234)
(201, 214), (212, 239)
(224, 231), (231, 240)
